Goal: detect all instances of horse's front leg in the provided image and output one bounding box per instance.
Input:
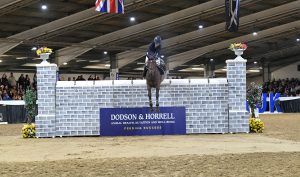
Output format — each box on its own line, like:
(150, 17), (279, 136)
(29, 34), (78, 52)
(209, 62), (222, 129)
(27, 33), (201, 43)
(156, 87), (159, 112)
(148, 86), (153, 112)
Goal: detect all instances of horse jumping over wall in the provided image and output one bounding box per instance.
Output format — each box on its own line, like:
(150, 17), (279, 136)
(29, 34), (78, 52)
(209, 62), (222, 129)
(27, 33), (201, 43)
(146, 59), (164, 112)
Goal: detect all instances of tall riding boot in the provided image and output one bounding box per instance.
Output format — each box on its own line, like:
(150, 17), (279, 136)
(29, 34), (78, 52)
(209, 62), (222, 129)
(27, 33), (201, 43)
(143, 66), (148, 78)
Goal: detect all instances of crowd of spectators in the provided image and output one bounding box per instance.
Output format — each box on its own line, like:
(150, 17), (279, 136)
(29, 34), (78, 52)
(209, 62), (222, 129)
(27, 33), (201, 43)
(0, 73), (37, 100)
(63, 75), (102, 81)
(262, 78), (300, 97)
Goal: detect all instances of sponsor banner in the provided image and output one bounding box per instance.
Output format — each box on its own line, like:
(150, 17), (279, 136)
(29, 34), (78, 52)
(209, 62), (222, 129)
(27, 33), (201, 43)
(100, 107), (186, 136)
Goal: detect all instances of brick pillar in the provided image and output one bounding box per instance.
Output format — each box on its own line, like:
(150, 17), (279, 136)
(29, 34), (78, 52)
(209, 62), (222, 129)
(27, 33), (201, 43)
(36, 63), (57, 138)
(226, 59), (249, 133)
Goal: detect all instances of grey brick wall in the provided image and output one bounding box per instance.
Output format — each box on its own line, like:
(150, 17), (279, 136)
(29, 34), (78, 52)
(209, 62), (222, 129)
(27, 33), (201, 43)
(36, 64), (57, 138)
(36, 60), (249, 137)
(55, 79), (229, 136)
(227, 59), (249, 133)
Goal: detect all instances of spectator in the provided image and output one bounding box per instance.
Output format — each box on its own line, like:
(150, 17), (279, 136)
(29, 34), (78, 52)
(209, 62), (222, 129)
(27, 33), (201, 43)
(1, 74), (9, 87)
(76, 76), (81, 81)
(24, 75), (31, 91)
(88, 75), (94, 80)
(8, 72), (16, 88)
(33, 73), (37, 90)
(2, 90), (11, 100)
(18, 74), (25, 90)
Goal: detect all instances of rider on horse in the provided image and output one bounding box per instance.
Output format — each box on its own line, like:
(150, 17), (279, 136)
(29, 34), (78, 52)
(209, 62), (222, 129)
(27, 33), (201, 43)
(143, 36), (166, 78)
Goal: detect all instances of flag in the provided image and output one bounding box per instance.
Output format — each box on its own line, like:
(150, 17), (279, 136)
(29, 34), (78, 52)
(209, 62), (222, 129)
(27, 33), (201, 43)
(225, 0), (240, 32)
(95, 0), (124, 14)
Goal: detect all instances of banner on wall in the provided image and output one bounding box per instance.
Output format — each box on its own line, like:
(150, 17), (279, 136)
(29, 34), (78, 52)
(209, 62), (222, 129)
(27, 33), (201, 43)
(246, 93), (282, 113)
(225, 0), (240, 32)
(100, 107), (186, 136)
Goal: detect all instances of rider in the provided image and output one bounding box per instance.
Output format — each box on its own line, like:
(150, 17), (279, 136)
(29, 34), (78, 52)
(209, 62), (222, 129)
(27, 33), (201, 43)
(143, 35), (166, 78)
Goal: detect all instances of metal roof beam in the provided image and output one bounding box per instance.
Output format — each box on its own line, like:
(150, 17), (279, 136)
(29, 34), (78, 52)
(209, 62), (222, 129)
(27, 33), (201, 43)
(56, 0), (234, 66)
(0, 0), (161, 55)
(117, 0), (300, 68)
(168, 20), (300, 70)
(0, 0), (37, 16)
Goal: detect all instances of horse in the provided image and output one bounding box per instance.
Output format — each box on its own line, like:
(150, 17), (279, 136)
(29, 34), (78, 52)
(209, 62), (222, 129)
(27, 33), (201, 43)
(146, 59), (164, 112)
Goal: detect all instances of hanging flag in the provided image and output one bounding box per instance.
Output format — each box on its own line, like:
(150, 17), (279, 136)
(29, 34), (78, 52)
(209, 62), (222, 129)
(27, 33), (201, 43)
(95, 0), (124, 14)
(225, 0), (240, 32)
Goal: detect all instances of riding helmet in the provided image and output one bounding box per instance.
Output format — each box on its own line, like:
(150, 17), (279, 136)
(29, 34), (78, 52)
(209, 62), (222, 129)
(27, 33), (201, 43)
(154, 36), (162, 46)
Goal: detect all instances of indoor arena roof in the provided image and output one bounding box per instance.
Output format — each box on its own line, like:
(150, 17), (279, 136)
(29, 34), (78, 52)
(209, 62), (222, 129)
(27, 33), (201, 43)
(0, 0), (299, 78)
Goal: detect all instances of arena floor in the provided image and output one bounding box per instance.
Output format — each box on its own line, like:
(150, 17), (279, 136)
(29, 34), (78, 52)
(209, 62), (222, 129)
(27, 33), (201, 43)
(0, 114), (300, 177)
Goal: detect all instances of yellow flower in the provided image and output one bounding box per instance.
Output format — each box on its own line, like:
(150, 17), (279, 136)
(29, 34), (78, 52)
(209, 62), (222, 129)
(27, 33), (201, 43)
(36, 47), (53, 56)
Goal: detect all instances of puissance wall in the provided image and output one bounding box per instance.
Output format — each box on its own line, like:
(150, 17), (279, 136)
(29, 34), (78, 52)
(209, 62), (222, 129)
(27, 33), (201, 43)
(35, 59), (249, 138)
(55, 79), (228, 136)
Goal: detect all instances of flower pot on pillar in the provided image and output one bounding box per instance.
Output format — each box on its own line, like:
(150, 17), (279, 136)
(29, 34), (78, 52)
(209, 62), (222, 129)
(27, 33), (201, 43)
(39, 53), (50, 64)
(36, 47), (53, 64)
(233, 49), (245, 60)
(229, 43), (247, 61)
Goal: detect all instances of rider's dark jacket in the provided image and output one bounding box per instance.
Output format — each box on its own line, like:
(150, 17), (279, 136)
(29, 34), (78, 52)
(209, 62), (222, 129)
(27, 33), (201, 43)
(147, 42), (161, 59)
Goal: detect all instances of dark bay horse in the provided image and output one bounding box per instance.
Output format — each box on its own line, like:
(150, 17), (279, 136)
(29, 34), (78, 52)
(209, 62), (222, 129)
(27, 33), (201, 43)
(146, 59), (164, 112)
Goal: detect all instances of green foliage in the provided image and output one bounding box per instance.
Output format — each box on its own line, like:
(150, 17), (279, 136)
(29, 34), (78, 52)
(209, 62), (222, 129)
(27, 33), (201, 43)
(24, 90), (37, 124)
(247, 82), (262, 118)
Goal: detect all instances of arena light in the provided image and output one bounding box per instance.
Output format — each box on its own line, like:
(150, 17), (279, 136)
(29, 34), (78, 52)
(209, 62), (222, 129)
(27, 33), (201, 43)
(254, 61), (258, 64)
(297, 38), (300, 42)
(63, 62), (68, 65)
(16, 57), (28, 60)
(210, 58), (214, 62)
(76, 59), (87, 62)
(130, 17), (136, 22)
(104, 51), (108, 55)
(105, 64), (111, 67)
(31, 47), (37, 51)
(192, 68), (204, 71)
(41, 4), (47, 10)
(248, 69), (260, 73)
(0, 60), (2, 63)
(198, 25), (204, 29)
(89, 60), (101, 63)
(252, 32), (258, 36)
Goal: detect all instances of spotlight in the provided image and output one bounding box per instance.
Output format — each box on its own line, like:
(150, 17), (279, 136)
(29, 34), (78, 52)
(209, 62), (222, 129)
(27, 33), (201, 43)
(254, 61), (257, 64)
(31, 47), (37, 51)
(161, 55), (165, 58)
(210, 58), (214, 62)
(41, 4), (47, 10)
(252, 32), (258, 36)
(130, 17), (136, 22)
(63, 62), (67, 65)
(198, 25), (204, 29)
(297, 38), (300, 42)
(0, 60), (2, 63)
(105, 64), (111, 67)
(103, 51), (108, 55)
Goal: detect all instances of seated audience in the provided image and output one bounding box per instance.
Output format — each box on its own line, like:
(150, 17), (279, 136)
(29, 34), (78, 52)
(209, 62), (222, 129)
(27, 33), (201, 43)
(262, 78), (300, 97)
